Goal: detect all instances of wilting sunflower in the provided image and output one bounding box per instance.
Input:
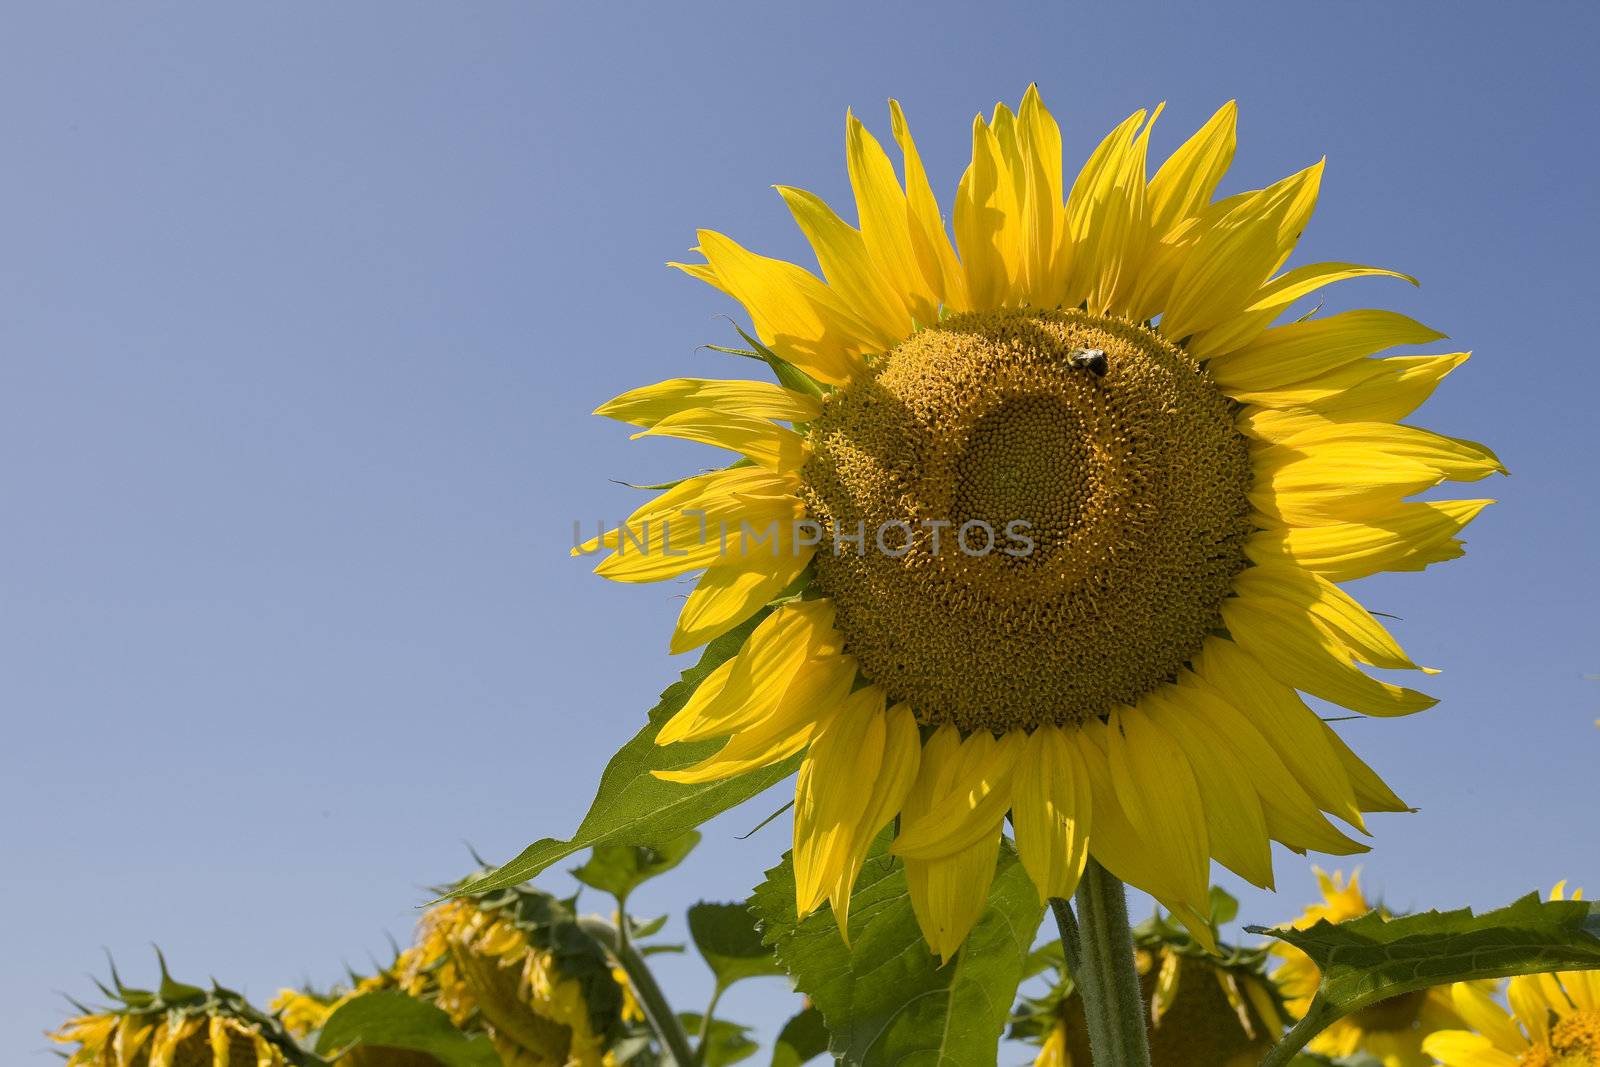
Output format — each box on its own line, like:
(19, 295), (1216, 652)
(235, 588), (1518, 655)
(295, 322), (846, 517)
(398, 884), (625, 1067)
(1423, 886), (1600, 1067)
(580, 86), (1499, 956)
(52, 965), (302, 1067)
(1271, 869), (1464, 1065)
(1017, 901), (1285, 1066)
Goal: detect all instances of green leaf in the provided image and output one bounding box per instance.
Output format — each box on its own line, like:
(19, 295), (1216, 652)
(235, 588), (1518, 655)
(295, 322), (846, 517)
(571, 832), (702, 901)
(1252, 894), (1600, 1063)
(769, 1007), (829, 1067)
(679, 1014), (759, 1067)
(459, 614), (796, 896)
(316, 991), (501, 1067)
(749, 836), (1044, 1067)
(1209, 886), (1239, 927)
(688, 901), (787, 992)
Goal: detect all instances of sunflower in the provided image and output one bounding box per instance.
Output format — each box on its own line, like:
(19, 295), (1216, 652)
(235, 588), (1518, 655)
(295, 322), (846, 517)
(51, 968), (301, 1067)
(1018, 903), (1286, 1066)
(398, 887), (624, 1067)
(580, 86), (1499, 957)
(1423, 886), (1600, 1067)
(1270, 868), (1464, 1064)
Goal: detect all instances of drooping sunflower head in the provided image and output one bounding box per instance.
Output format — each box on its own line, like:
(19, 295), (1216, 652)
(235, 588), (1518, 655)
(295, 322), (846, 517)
(399, 881), (624, 1067)
(1271, 868), (1465, 1065)
(583, 86), (1501, 957)
(52, 961), (302, 1067)
(1016, 902), (1285, 1066)
(1425, 885), (1600, 1067)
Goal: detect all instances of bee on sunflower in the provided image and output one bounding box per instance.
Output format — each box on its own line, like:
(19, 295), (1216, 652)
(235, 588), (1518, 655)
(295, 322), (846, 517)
(1014, 893), (1285, 1067)
(577, 84), (1499, 958)
(1423, 885), (1600, 1067)
(51, 959), (306, 1067)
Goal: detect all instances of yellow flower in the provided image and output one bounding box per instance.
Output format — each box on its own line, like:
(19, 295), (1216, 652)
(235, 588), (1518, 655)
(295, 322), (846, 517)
(400, 896), (620, 1067)
(1030, 916), (1284, 1065)
(51, 975), (298, 1067)
(586, 86), (1499, 957)
(1271, 869), (1464, 1065)
(1423, 885), (1600, 1067)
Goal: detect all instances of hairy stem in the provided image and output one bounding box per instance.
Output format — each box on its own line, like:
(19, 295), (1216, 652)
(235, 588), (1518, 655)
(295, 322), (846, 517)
(1258, 1002), (1339, 1067)
(1055, 859), (1152, 1067)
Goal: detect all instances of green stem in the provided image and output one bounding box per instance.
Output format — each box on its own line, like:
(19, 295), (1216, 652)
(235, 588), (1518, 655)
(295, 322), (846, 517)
(578, 916), (695, 1067)
(1258, 1002), (1338, 1067)
(692, 986), (726, 1067)
(1058, 858), (1152, 1067)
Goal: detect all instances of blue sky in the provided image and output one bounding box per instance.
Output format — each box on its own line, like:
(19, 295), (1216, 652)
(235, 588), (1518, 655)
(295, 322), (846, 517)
(4, 1), (1597, 1058)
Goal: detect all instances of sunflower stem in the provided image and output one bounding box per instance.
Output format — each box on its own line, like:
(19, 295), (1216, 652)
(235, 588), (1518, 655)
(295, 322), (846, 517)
(578, 916), (695, 1067)
(1257, 1001), (1339, 1067)
(1058, 859), (1152, 1067)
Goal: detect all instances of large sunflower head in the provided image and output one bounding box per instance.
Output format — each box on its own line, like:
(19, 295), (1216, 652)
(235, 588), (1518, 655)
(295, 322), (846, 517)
(581, 86), (1500, 958)
(1270, 868), (1465, 1065)
(397, 882), (625, 1067)
(1424, 885), (1600, 1067)
(1016, 900), (1285, 1066)
(52, 961), (303, 1067)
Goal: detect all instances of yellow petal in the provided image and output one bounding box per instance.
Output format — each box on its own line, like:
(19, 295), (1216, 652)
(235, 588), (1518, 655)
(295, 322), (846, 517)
(1508, 976), (1555, 1045)
(889, 100), (970, 312)
(1145, 687), (1275, 888)
(1319, 722), (1411, 813)
(672, 542), (816, 654)
(1422, 1031), (1519, 1067)
(1106, 707), (1212, 915)
(847, 111), (938, 326)
(954, 113), (1021, 309)
(776, 184), (913, 345)
(575, 466), (799, 554)
(903, 831), (1004, 965)
(654, 653), (856, 783)
(1070, 720), (1216, 949)
(1159, 161), (1323, 341)
(1450, 982), (1527, 1055)
(1207, 309), (1446, 393)
(1147, 100), (1237, 237)
(1266, 420), (1505, 485)
(1186, 262), (1417, 360)
(1249, 442), (1447, 525)
(1191, 638), (1365, 830)
(892, 730), (1022, 860)
(1174, 670), (1367, 856)
(595, 378), (822, 428)
(1232, 562), (1426, 671)
(593, 492), (804, 582)
(1250, 352), (1472, 424)
(634, 407), (809, 472)
(1222, 595), (1437, 717)
(1010, 725), (1093, 902)
(1245, 498), (1491, 583)
(794, 694), (920, 939)
(1016, 84), (1068, 301)
(694, 229), (875, 385)
(657, 599), (839, 744)
(1065, 108), (1156, 313)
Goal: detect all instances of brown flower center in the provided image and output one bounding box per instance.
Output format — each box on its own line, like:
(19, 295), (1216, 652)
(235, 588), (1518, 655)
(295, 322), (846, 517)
(801, 308), (1253, 731)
